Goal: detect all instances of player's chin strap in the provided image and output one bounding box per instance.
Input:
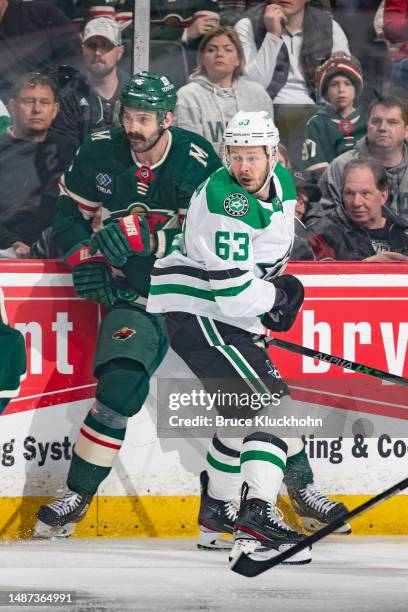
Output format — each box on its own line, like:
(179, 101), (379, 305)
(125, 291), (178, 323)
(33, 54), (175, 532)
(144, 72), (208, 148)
(260, 332), (408, 388)
(252, 154), (277, 201)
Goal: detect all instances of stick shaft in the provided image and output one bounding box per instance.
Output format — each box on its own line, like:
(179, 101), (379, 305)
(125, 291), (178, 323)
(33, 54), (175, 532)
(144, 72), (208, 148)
(259, 475), (408, 568)
(265, 336), (408, 387)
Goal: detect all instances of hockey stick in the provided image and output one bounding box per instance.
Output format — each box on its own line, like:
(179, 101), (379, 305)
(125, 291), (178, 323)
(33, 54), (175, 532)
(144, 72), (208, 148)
(230, 475), (408, 577)
(263, 335), (408, 388)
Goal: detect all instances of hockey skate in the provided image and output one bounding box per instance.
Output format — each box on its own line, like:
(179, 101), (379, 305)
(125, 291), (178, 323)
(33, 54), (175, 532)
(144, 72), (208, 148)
(34, 490), (92, 538)
(197, 471), (239, 550)
(289, 483), (351, 534)
(229, 488), (312, 567)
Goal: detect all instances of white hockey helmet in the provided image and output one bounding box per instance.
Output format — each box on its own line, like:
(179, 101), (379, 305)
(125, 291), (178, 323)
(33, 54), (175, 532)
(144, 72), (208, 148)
(223, 111), (279, 149)
(223, 111), (280, 191)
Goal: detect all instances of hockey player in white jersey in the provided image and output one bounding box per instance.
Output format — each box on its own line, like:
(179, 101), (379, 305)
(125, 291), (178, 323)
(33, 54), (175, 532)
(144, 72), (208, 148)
(148, 110), (321, 565)
(149, 111), (351, 562)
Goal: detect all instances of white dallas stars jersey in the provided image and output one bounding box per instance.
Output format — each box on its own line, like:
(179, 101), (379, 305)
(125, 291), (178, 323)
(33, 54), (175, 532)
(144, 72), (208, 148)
(147, 164), (296, 333)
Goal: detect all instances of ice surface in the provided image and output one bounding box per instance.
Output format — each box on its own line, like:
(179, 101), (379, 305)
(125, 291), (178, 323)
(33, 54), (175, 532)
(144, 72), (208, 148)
(0, 537), (406, 612)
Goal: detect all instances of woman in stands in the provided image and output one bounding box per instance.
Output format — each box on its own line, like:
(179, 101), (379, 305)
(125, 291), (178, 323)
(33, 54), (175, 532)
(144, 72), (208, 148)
(173, 26), (274, 156)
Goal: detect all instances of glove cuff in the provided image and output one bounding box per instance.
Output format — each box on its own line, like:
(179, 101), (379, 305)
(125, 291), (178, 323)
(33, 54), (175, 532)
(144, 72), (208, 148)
(65, 243), (107, 270)
(118, 215), (150, 254)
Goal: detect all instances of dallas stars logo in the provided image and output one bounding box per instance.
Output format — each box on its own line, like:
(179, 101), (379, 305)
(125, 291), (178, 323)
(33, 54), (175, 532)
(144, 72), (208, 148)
(223, 193), (249, 217)
(112, 327), (136, 341)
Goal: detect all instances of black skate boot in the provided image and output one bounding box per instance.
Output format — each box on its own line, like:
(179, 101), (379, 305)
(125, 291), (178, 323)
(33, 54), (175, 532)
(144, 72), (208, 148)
(197, 471), (239, 550)
(289, 483), (351, 534)
(229, 485), (312, 566)
(34, 490), (93, 538)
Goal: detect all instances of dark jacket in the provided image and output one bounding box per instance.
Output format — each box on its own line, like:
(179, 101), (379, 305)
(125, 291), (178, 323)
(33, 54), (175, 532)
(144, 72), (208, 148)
(50, 68), (130, 147)
(0, 132), (76, 249)
(0, 0), (83, 103)
(310, 205), (408, 260)
(247, 4), (333, 99)
(317, 138), (408, 222)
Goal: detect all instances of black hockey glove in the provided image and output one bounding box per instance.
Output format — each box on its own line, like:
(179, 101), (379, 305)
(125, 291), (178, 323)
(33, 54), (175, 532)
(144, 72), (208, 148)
(262, 274), (304, 332)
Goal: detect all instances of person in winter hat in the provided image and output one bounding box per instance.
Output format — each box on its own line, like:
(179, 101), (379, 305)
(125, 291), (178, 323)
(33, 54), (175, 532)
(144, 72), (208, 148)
(301, 54), (367, 175)
(173, 26), (274, 157)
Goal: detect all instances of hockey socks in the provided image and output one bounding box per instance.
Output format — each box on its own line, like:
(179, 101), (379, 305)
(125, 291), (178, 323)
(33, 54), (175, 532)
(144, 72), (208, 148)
(67, 410), (126, 495)
(206, 434), (241, 501)
(240, 433), (287, 503)
(284, 445), (314, 494)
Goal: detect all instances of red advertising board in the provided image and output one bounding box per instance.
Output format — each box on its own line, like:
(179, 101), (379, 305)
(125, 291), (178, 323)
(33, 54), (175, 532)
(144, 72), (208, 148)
(1, 261), (407, 420)
(0, 261), (98, 414)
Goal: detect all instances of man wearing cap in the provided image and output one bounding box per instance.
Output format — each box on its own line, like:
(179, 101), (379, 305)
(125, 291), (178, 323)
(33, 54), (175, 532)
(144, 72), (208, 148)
(34, 71), (221, 536)
(302, 55), (367, 176)
(51, 16), (128, 147)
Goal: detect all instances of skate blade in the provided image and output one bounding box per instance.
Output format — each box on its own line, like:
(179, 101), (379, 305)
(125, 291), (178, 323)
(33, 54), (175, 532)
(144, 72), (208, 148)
(229, 537), (312, 566)
(197, 530), (233, 550)
(33, 520), (76, 539)
(302, 517), (352, 535)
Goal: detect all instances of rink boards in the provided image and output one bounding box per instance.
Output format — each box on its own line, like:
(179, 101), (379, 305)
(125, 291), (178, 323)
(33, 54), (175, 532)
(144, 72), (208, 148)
(0, 260), (407, 538)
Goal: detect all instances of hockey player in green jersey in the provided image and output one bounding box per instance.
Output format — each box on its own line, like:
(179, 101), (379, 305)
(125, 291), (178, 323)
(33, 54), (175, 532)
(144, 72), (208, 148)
(148, 111), (350, 565)
(35, 71), (221, 536)
(302, 55), (367, 175)
(0, 288), (26, 414)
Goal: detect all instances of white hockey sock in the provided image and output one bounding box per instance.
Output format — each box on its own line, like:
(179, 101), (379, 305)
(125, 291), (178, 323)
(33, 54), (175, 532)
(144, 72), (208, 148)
(206, 434), (241, 501)
(241, 432), (288, 504)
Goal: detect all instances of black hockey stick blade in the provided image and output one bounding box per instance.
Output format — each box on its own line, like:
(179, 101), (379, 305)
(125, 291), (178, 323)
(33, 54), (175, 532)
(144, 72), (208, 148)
(264, 336), (408, 388)
(230, 475), (408, 577)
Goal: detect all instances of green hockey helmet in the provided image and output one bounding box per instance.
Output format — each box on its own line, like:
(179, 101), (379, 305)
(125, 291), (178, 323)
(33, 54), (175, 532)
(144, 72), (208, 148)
(120, 71), (177, 125)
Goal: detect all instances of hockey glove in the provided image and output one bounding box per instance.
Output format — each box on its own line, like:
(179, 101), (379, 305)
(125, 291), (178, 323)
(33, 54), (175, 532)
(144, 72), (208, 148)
(262, 274), (304, 332)
(64, 241), (115, 308)
(90, 214), (151, 268)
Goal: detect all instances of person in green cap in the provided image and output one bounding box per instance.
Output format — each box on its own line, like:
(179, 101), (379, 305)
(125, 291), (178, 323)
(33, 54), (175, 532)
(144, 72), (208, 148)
(34, 71), (221, 536)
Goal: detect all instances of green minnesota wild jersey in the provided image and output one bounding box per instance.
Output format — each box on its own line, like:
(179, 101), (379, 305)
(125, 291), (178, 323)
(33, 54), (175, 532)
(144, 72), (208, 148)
(301, 106), (368, 173)
(54, 126), (221, 296)
(147, 163), (296, 334)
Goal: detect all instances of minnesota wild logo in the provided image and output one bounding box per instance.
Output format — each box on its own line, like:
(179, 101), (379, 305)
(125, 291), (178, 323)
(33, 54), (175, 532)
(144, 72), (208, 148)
(112, 327), (136, 341)
(223, 193), (249, 217)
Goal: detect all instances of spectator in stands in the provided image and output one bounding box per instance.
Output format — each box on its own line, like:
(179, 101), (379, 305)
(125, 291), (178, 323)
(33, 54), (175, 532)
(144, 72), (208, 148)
(150, 0), (220, 42)
(277, 141), (292, 168)
(0, 98), (10, 133)
(384, 0), (408, 93)
(0, 0), (83, 104)
(50, 17), (127, 146)
(149, 0), (221, 79)
(234, 0), (350, 168)
(290, 170), (323, 259)
(173, 27), (274, 156)
(302, 55), (367, 176)
(332, 0), (387, 102)
(383, 0), (408, 63)
(0, 73), (76, 259)
(318, 95), (408, 222)
(293, 170), (321, 221)
(310, 158), (408, 261)
(219, 0), (268, 26)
